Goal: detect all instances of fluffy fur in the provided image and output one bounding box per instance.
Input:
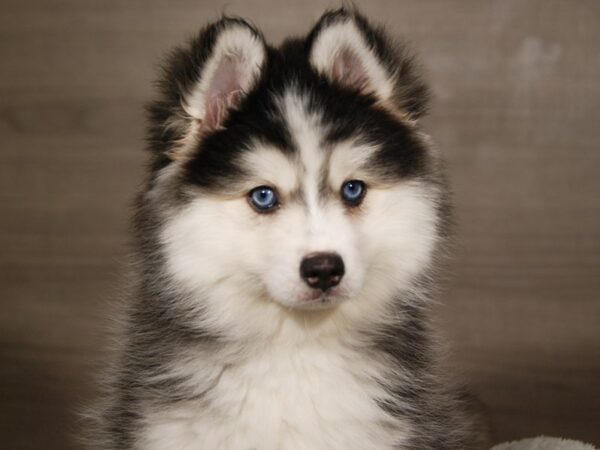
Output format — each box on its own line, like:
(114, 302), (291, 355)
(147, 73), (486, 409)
(88, 8), (486, 450)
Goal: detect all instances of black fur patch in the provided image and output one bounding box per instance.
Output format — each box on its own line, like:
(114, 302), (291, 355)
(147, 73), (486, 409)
(146, 9), (431, 192)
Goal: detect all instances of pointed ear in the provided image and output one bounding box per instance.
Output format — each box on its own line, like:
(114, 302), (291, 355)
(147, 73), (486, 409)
(149, 18), (266, 160)
(182, 20), (266, 131)
(307, 10), (428, 120)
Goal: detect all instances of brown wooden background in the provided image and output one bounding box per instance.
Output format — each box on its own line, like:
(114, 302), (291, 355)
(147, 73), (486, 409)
(1, 1), (599, 448)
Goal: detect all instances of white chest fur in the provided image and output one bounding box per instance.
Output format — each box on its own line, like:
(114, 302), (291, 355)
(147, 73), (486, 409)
(138, 342), (409, 450)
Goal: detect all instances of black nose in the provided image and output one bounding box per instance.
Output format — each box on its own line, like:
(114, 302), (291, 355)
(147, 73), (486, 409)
(300, 253), (345, 291)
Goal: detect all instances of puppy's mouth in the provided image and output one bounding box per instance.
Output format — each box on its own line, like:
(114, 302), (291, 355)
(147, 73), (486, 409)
(294, 287), (346, 310)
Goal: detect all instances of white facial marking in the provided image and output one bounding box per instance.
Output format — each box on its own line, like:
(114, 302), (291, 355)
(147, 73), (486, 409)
(159, 87), (439, 337)
(240, 143), (299, 194)
(328, 138), (379, 188)
(254, 92), (365, 309)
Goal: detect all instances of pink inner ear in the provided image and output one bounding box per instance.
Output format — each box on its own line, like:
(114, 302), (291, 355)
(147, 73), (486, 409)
(331, 48), (371, 94)
(203, 54), (246, 130)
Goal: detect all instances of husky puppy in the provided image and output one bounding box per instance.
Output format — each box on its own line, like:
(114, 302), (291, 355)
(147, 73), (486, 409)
(90, 8), (486, 450)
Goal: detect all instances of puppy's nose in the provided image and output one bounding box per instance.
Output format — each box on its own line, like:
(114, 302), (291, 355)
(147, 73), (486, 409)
(300, 253), (345, 291)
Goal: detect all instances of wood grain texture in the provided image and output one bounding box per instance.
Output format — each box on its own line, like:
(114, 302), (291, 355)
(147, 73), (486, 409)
(1, 1), (598, 448)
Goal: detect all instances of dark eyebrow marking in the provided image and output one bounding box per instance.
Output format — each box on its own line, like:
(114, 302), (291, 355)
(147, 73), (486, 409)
(317, 149), (335, 204)
(289, 186), (306, 207)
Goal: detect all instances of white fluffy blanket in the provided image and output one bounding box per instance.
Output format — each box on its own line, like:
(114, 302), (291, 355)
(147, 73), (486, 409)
(492, 437), (597, 450)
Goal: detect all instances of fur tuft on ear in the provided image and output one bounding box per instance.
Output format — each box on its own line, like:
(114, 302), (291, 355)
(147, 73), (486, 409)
(147, 18), (266, 161)
(307, 9), (428, 120)
(182, 22), (266, 130)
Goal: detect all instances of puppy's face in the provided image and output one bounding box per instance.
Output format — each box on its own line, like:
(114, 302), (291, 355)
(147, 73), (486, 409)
(143, 12), (444, 334)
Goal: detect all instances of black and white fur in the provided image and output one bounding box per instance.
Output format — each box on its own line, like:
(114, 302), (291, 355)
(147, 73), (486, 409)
(89, 9), (486, 450)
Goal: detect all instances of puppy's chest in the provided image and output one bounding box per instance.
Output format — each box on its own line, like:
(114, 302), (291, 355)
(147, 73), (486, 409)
(140, 345), (409, 450)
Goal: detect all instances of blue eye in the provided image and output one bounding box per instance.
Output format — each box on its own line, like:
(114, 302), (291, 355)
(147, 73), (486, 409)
(249, 186), (278, 212)
(341, 180), (366, 205)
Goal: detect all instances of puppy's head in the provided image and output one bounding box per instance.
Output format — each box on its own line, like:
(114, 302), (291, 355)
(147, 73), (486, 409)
(140, 10), (447, 338)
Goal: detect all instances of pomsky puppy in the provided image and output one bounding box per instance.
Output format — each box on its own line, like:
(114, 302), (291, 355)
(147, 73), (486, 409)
(89, 8), (486, 450)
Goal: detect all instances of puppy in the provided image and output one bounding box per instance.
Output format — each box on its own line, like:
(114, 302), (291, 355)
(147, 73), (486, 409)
(89, 8), (486, 450)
